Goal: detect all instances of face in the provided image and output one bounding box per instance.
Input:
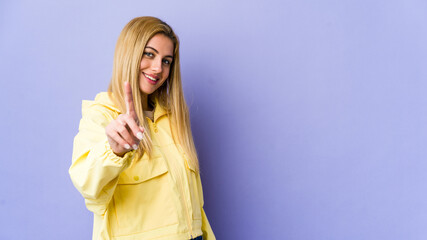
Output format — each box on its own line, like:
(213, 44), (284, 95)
(139, 33), (174, 95)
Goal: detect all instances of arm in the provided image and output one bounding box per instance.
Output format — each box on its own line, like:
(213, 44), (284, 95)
(69, 101), (134, 216)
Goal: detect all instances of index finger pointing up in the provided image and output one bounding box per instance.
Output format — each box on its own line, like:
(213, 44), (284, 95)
(124, 81), (137, 118)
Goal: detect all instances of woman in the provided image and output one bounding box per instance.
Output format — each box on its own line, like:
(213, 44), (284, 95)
(69, 16), (215, 240)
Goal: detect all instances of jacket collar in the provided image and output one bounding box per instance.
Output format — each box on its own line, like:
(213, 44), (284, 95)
(152, 99), (168, 122)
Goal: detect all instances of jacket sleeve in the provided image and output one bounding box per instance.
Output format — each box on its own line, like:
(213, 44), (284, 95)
(197, 173), (216, 240)
(69, 100), (134, 216)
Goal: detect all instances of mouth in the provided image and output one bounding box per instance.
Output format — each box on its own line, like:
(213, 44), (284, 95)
(143, 72), (159, 84)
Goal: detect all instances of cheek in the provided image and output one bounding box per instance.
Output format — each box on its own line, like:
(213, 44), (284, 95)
(139, 59), (149, 70)
(163, 66), (171, 79)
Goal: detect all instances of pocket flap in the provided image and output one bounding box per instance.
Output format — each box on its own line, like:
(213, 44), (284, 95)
(184, 156), (197, 173)
(118, 156), (168, 184)
(172, 143), (196, 173)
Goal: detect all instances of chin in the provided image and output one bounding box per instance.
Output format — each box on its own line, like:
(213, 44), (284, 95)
(140, 89), (154, 95)
(139, 86), (155, 95)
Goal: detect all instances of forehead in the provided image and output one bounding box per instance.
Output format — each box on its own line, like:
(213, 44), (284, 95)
(146, 34), (174, 56)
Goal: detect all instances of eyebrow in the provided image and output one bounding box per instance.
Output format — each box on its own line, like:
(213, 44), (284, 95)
(145, 46), (173, 59)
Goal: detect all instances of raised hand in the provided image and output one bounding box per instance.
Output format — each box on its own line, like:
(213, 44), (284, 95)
(105, 81), (144, 157)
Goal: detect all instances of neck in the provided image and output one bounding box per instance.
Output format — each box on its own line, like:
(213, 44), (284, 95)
(141, 94), (153, 111)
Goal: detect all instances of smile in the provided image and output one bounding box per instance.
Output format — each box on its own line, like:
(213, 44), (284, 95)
(143, 73), (159, 82)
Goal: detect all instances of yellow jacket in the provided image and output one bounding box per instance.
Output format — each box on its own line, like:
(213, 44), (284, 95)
(69, 92), (215, 240)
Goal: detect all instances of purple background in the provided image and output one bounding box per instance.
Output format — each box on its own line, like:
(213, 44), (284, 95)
(1, 0), (427, 239)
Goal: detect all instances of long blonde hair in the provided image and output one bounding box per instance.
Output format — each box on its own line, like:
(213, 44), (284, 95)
(108, 16), (199, 171)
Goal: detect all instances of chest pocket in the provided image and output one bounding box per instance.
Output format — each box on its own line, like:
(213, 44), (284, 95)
(118, 152), (168, 184)
(112, 149), (178, 236)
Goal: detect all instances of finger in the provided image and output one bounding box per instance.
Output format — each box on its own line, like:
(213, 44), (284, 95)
(114, 122), (139, 150)
(123, 81), (137, 119)
(108, 130), (132, 151)
(121, 114), (144, 140)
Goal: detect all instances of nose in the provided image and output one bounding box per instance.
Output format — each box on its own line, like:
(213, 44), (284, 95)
(151, 58), (162, 73)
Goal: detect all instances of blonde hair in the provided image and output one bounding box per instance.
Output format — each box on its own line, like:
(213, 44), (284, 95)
(108, 16), (199, 171)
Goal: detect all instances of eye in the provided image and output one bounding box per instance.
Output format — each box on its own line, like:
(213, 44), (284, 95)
(162, 59), (172, 65)
(143, 52), (154, 57)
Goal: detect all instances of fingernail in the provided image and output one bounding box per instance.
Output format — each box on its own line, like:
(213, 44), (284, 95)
(124, 144), (130, 150)
(132, 144), (138, 150)
(137, 132), (143, 140)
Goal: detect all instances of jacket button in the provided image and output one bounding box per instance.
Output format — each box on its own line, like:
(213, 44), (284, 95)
(133, 176), (139, 181)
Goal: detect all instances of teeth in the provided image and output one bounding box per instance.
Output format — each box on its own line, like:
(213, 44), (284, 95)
(144, 73), (158, 81)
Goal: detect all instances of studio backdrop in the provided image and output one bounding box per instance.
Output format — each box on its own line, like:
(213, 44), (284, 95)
(0, 0), (426, 239)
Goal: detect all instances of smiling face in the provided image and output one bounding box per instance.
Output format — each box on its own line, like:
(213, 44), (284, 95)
(139, 33), (174, 95)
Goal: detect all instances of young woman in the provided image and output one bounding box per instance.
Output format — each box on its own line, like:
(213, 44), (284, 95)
(69, 16), (215, 240)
